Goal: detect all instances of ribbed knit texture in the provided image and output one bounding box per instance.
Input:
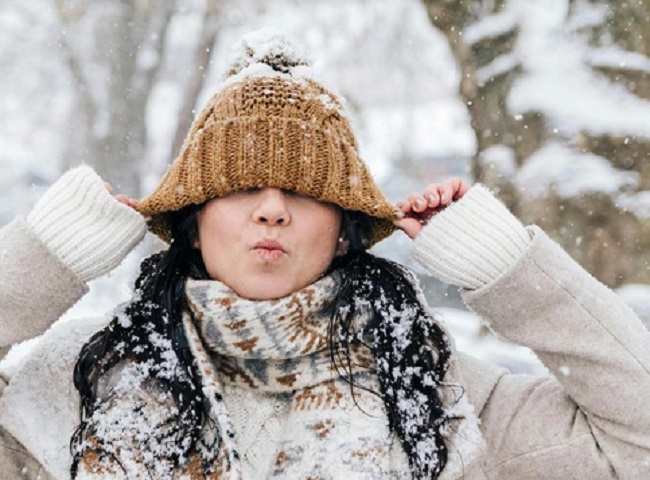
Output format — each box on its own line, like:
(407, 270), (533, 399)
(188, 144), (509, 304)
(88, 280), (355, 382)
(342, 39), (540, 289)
(412, 184), (530, 290)
(27, 166), (147, 282)
(223, 385), (289, 479)
(138, 56), (398, 247)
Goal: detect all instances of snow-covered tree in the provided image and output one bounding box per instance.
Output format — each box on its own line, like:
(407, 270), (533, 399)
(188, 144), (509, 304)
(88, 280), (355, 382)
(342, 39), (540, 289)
(422, 0), (650, 287)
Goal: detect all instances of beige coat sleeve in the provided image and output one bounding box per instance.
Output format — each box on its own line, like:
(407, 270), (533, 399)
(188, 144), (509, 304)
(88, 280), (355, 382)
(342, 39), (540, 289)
(462, 227), (650, 479)
(0, 167), (146, 479)
(0, 217), (85, 480)
(0, 217), (88, 350)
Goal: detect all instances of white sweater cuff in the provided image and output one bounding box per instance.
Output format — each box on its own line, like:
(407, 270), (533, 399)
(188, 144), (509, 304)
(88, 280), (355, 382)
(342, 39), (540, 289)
(27, 166), (147, 282)
(412, 184), (530, 290)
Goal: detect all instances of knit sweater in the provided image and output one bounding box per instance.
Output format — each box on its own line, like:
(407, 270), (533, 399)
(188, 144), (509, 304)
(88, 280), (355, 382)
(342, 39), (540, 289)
(2, 167), (650, 479)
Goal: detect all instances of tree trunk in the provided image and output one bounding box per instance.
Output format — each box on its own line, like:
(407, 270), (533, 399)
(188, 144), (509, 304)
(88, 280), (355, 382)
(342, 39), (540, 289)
(55, 0), (177, 198)
(421, 0), (650, 287)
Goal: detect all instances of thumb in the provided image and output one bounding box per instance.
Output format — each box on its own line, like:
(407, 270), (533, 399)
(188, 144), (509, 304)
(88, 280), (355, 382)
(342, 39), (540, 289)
(393, 218), (423, 240)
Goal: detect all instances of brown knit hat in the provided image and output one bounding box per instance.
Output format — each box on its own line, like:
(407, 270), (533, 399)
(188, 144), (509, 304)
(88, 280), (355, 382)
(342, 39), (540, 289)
(138, 31), (398, 247)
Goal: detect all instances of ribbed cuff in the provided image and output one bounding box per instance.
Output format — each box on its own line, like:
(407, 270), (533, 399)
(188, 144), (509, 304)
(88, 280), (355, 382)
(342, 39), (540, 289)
(27, 166), (147, 282)
(412, 184), (530, 289)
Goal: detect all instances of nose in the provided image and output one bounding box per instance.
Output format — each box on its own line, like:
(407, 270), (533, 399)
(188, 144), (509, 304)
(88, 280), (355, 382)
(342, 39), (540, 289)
(252, 188), (291, 226)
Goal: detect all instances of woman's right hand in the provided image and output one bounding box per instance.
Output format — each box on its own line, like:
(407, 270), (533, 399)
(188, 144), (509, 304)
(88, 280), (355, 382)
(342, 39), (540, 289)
(104, 182), (139, 209)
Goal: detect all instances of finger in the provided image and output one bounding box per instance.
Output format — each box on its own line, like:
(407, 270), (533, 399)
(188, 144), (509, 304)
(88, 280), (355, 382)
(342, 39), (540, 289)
(104, 182), (114, 195)
(438, 182), (455, 206)
(114, 194), (130, 206)
(408, 193), (427, 213)
(393, 217), (423, 240)
(454, 179), (471, 199)
(423, 185), (442, 208)
(444, 177), (470, 201)
(396, 200), (412, 215)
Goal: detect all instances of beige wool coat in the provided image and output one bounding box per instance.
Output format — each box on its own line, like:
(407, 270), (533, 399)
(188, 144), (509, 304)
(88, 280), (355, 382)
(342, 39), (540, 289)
(1, 213), (650, 479)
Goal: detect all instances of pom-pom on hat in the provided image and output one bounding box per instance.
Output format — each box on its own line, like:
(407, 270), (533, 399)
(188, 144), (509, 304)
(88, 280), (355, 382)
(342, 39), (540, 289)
(138, 29), (399, 247)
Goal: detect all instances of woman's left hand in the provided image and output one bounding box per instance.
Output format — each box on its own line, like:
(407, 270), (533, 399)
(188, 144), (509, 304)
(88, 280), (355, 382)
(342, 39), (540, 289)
(394, 177), (471, 240)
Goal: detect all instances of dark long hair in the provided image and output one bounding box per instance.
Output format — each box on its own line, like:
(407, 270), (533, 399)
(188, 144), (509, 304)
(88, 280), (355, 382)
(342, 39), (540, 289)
(71, 206), (453, 479)
(70, 205), (211, 476)
(330, 212), (454, 479)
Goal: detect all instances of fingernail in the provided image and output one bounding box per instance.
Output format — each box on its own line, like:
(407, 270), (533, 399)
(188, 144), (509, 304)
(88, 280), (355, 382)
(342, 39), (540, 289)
(414, 198), (425, 208)
(428, 194), (436, 203)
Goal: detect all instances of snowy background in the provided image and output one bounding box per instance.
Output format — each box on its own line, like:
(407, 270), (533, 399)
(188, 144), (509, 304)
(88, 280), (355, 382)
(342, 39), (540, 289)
(2, 0), (649, 375)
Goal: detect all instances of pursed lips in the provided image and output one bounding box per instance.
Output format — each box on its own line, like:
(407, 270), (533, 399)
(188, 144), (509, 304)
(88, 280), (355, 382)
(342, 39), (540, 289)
(251, 239), (287, 260)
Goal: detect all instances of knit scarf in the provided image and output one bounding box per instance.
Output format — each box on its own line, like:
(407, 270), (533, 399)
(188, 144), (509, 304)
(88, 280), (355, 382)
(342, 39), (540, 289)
(186, 272), (375, 392)
(76, 272), (485, 480)
(179, 272), (390, 478)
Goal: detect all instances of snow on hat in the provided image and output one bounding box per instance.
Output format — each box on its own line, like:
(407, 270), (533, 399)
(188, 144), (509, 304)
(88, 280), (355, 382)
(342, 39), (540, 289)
(137, 28), (399, 247)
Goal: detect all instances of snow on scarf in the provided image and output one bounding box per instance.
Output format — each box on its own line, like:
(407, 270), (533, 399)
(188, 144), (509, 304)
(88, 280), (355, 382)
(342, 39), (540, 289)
(75, 272), (484, 479)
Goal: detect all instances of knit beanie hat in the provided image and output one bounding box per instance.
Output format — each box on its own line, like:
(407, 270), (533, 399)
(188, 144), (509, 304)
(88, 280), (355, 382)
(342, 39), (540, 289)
(137, 30), (398, 247)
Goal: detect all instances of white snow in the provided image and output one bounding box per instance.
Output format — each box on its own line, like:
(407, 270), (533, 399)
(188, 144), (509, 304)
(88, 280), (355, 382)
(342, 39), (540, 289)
(227, 27), (308, 71)
(84, 361), (186, 478)
(479, 144), (517, 177)
(586, 48), (650, 75)
(615, 191), (650, 220)
(508, 0), (650, 138)
(463, 9), (519, 45)
(515, 142), (639, 199)
(476, 53), (521, 86)
(564, 0), (610, 31)
(220, 27), (323, 90)
(216, 28), (352, 119)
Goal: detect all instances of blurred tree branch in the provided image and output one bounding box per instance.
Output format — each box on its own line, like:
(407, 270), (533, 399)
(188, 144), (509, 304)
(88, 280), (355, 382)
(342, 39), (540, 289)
(171, 0), (221, 158)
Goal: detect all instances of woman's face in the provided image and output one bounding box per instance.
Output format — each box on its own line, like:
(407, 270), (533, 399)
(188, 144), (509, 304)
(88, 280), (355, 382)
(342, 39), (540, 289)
(196, 188), (347, 300)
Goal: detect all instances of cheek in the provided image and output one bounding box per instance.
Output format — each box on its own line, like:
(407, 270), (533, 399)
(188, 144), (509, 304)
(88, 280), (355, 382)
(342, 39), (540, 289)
(198, 204), (239, 243)
(197, 208), (238, 266)
(325, 211), (343, 244)
(308, 210), (342, 256)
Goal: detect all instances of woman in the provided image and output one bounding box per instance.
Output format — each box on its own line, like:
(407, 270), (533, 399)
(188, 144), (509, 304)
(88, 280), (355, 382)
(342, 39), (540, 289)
(1, 32), (649, 480)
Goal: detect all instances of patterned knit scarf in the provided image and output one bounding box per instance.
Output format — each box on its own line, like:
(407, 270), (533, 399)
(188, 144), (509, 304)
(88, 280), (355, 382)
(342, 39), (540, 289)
(76, 272), (484, 479)
(185, 272), (375, 392)
(183, 272), (485, 480)
(179, 272), (379, 479)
